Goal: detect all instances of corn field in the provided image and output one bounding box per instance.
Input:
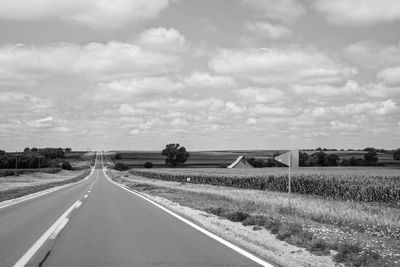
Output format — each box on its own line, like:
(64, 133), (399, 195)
(130, 167), (400, 206)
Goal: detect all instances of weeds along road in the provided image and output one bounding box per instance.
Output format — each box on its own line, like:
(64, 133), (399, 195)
(0, 152), (269, 267)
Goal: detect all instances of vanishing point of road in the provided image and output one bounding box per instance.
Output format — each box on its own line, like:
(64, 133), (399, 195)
(0, 153), (273, 267)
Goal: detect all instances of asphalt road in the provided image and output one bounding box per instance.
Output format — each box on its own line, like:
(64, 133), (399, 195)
(0, 153), (267, 267)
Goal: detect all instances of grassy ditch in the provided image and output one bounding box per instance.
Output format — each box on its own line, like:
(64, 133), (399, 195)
(0, 168), (60, 177)
(112, 171), (400, 267)
(0, 170), (90, 202)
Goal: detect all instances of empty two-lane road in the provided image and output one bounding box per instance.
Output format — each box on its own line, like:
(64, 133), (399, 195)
(1, 153), (271, 267)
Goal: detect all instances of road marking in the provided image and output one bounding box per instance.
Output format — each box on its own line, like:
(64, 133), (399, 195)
(103, 169), (274, 267)
(84, 194), (88, 198)
(75, 201), (82, 209)
(13, 200), (80, 267)
(49, 218), (69, 239)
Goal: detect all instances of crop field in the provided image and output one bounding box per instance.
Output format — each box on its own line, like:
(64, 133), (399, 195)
(109, 150), (398, 168)
(130, 167), (400, 206)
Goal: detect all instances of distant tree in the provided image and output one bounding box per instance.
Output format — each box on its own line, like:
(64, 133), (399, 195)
(349, 157), (365, 166)
(161, 143), (190, 167)
(364, 147), (376, 153)
(39, 148), (64, 159)
(144, 161), (153, 168)
(340, 158), (349, 166)
(65, 148), (72, 152)
(0, 150), (5, 156)
(114, 162), (129, 171)
(114, 153), (122, 160)
(327, 154), (340, 166)
(393, 149), (400, 160)
(23, 147), (30, 153)
(60, 161), (72, 170)
(299, 152), (310, 166)
(310, 151), (329, 166)
(364, 151), (378, 163)
(31, 147), (38, 152)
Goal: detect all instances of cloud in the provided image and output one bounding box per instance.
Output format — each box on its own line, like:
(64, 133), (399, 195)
(241, 0), (306, 22)
(0, 41), (183, 83)
(0, 0), (170, 28)
(234, 87), (285, 103)
(0, 92), (51, 110)
(209, 47), (356, 84)
(118, 104), (147, 116)
(344, 41), (400, 69)
(183, 72), (237, 89)
(94, 77), (184, 101)
(293, 80), (363, 97)
(378, 66), (400, 85)
(313, 0), (400, 26)
(246, 21), (291, 39)
(136, 27), (186, 53)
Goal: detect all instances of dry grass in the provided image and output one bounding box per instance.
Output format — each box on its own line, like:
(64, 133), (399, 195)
(0, 170), (87, 192)
(0, 170), (90, 203)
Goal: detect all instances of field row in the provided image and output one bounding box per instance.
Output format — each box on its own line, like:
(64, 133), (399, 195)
(130, 167), (400, 205)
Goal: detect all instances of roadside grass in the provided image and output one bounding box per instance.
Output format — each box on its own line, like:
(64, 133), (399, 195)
(110, 171), (400, 267)
(0, 170), (90, 203)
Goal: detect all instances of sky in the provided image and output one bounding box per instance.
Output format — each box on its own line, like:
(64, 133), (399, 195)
(0, 0), (399, 151)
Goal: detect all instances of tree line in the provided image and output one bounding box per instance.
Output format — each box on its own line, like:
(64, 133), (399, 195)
(247, 148), (386, 168)
(0, 148), (72, 169)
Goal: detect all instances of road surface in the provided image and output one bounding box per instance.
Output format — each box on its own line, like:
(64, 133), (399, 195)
(0, 153), (268, 267)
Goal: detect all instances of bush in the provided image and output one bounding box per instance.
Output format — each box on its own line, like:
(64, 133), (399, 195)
(393, 149), (400, 160)
(225, 211), (250, 222)
(61, 161), (72, 170)
(144, 161), (153, 168)
(114, 162), (129, 171)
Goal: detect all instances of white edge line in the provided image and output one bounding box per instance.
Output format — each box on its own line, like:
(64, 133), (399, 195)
(103, 168), (274, 267)
(49, 218), (69, 240)
(13, 200), (80, 267)
(0, 165), (96, 210)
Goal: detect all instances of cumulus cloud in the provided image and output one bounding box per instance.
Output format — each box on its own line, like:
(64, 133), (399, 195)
(246, 21), (291, 39)
(0, 0), (170, 28)
(0, 92), (51, 110)
(378, 66), (400, 85)
(241, 0), (306, 22)
(136, 27), (186, 53)
(234, 87), (285, 103)
(0, 41), (183, 83)
(183, 72), (237, 89)
(118, 104), (147, 116)
(313, 0), (400, 26)
(293, 81), (363, 97)
(94, 77), (184, 101)
(209, 47), (356, 84)
(344, 41), (400, 69)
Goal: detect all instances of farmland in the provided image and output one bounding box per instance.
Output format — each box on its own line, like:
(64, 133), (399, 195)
(130, 167), (400, 206)
(108, 149), (399, 168)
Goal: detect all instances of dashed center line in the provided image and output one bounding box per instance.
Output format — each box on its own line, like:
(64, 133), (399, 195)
(13, 200), (81, 267)
(49, 218), (69, 240)
(75, 201), (82, 209)
(84, 194), (88, 198)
